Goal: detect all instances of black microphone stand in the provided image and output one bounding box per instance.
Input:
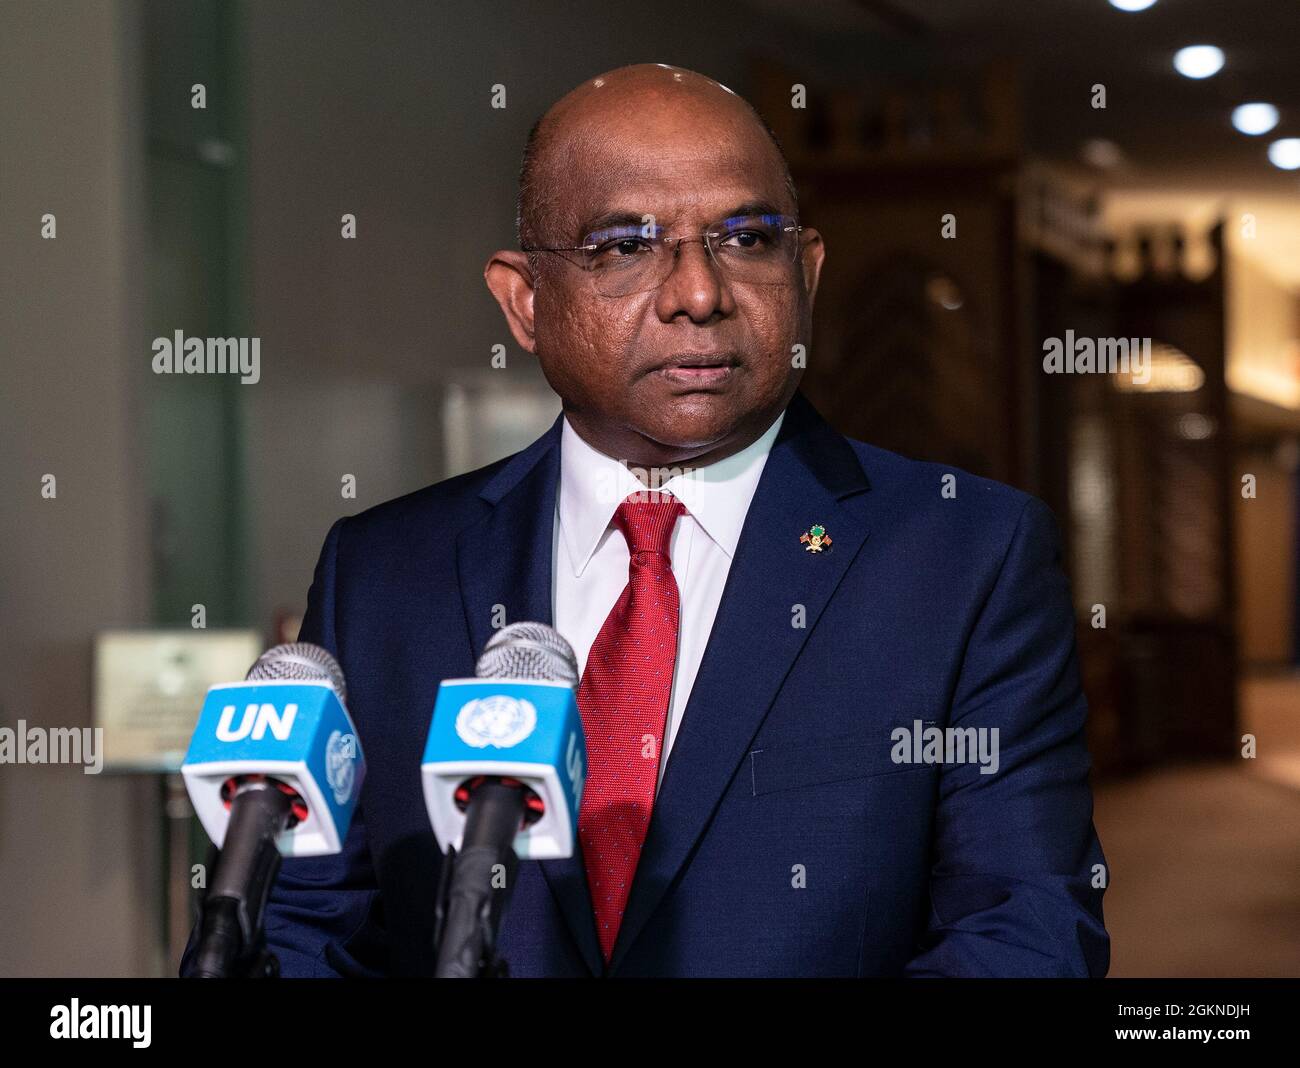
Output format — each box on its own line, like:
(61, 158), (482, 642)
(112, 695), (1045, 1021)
(431, 780), (527, 978)
(183, 780), (293, 978)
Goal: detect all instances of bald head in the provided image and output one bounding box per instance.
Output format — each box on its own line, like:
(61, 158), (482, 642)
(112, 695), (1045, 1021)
(515, 64), (797, 256)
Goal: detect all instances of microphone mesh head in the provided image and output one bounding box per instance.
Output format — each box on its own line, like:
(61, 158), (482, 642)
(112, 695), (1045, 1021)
(246, 642), (347, 701)
(476, 622), (579, 686)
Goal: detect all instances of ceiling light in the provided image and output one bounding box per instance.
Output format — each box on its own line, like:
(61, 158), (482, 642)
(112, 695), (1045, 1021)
(1082, 138), (1124, 168)
(1173, 45), (1225, 79)
(1109, 0), (1157, 11)
(1113, 343), (1205, 394)
(1177, 413), (1216, 440)
(1233, 103), (1280, 135)
(1267, 138), (1300, 170)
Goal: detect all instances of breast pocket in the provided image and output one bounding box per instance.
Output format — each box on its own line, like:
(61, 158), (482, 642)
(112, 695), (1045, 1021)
(748, 729), (933, 796)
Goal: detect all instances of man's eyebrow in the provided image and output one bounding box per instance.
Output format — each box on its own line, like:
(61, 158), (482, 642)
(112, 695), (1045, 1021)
(576, 199), (787, 239)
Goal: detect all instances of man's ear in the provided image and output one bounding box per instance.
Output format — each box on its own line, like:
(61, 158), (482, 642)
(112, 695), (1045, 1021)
(798, 228), (826, 311)
(484, 250), (538, 354)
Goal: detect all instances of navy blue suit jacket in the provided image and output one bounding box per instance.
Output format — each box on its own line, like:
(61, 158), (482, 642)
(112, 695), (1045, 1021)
(193, 390), (1108, 977)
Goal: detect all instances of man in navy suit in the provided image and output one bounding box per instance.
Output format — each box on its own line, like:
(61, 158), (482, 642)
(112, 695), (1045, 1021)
(219, 63), (1108, 977)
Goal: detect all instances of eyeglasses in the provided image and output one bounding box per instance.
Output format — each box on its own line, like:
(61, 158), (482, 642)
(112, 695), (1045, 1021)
(521, 213), (804, 297)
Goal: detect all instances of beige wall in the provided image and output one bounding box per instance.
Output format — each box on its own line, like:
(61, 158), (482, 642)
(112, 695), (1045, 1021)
(0, 0), (161, 976)
(1227, 236), (1299, 666)
(1235, 451), (1295, 666)
(1227, 247), (1300, 409)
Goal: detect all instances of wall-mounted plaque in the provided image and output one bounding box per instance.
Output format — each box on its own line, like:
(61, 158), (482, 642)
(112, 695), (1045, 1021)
(93, 629), (264, 773)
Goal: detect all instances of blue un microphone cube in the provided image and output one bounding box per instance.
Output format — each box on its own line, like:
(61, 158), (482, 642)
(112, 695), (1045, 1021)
(182, 680), (365, 858)
(422, 678), (587, 860)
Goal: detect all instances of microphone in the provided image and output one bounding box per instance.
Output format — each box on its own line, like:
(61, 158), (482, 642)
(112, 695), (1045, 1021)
(422, 622), (587, 978)
(180, 642), (365, 978)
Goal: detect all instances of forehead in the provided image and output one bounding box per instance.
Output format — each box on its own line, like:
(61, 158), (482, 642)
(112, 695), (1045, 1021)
(566, 151), (780, 231)
(552, 122), (790, 235)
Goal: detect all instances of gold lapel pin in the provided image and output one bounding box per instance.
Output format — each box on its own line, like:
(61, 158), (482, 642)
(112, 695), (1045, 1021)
(799, 524), (831, 552)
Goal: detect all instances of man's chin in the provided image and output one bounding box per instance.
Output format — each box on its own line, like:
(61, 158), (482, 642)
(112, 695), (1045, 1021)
(630, 405), (744, 457)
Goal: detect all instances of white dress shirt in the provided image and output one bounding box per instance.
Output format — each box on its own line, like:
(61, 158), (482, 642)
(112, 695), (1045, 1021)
(552, 408), (785, 795)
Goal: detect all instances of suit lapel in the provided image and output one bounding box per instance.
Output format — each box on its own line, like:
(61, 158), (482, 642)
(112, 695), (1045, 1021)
(453, 411), (606, 977)
(607, 391), (873, 973)
(454, 416), (560, 663)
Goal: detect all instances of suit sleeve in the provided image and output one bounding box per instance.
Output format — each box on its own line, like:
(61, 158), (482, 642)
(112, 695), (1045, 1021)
(180, 517), (387, 978)
(903, 496), (1110, 977)
(265, 516), (387, 977)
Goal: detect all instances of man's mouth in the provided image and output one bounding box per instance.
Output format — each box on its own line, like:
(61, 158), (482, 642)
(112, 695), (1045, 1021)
(653, 353), (740, 387)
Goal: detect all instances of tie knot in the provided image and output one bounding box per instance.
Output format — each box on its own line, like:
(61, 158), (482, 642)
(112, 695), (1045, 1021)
(612, 491), (685, 558)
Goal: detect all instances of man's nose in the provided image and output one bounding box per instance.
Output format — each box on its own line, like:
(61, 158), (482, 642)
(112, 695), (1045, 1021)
(657, 236), (725, 318)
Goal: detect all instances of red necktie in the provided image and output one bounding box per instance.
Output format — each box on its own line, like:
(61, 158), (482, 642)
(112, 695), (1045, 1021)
(577, 490), (686, 964)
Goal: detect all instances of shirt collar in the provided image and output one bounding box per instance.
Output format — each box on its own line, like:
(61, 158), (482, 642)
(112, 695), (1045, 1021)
(558, 407), (785, 578)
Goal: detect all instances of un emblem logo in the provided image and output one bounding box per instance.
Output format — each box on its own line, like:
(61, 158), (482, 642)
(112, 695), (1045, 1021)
(455, 695), (538, 749)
